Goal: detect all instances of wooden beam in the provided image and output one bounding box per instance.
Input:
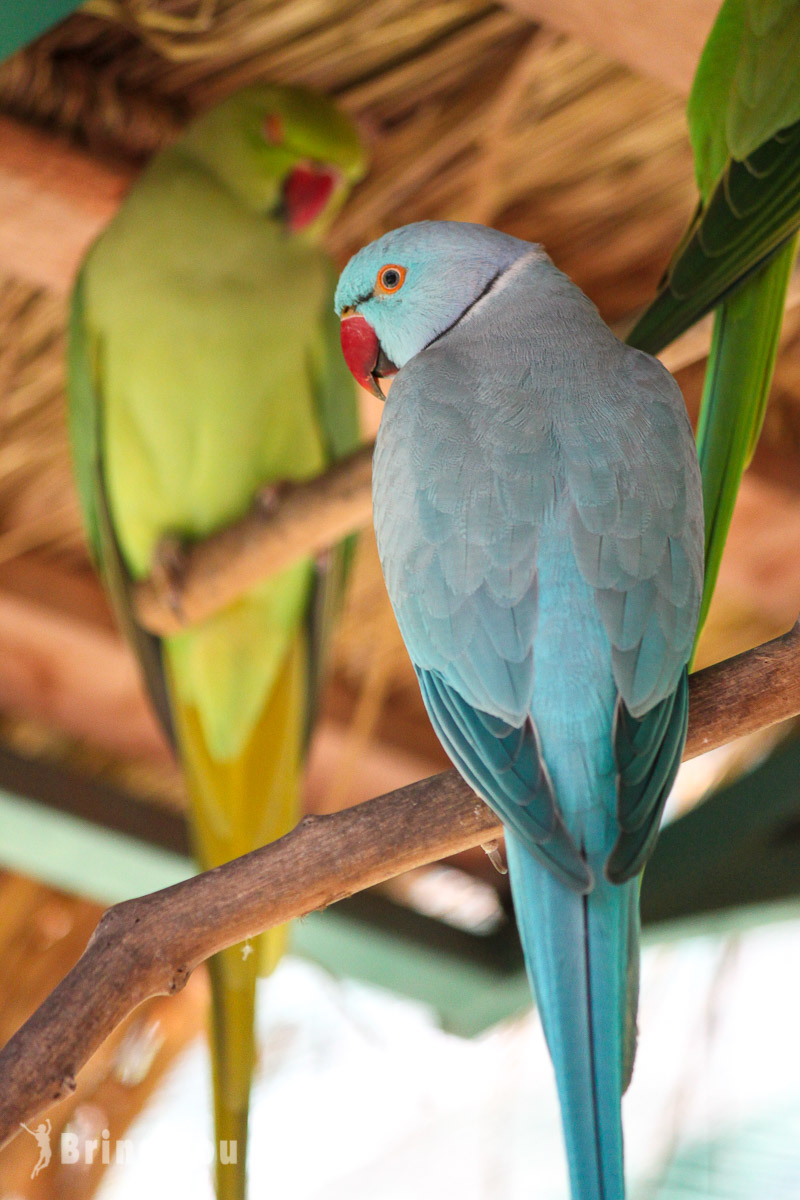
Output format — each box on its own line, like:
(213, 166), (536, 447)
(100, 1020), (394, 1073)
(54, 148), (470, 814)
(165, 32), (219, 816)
(0, 556), (445, 805)
(0, 557), (169, 762)
(501, 0), (721, 94)
(0, 115), (132, 294)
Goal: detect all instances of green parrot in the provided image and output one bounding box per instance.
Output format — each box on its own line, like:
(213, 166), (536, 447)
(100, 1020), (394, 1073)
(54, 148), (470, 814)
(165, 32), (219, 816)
(67, 85), (365, 1200)
(627, 0), (800, 635)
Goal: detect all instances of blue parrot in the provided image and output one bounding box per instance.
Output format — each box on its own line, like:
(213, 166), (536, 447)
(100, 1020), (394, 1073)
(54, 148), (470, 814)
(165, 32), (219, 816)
(335, 221), (703, 1200)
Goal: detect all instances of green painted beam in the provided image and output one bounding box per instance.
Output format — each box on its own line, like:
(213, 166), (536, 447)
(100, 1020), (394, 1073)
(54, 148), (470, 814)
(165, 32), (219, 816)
(292, 910), (532, 1037)
(642, 733), (800, 929)
(0, 787), (193, 903)
(0, 1), (86, 62)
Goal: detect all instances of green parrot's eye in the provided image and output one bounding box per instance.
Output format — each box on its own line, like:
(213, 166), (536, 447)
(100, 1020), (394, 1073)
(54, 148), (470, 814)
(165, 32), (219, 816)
(377, 264), (406, 294)
(262, 113), (284, 145)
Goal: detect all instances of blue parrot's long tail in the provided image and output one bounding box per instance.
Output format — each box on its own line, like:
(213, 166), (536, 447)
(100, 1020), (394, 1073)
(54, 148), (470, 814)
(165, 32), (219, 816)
(506, 834), (639, 1200)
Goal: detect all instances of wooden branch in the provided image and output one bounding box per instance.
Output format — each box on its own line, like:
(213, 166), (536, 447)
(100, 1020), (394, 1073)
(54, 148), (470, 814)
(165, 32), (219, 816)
(0, 116), (132, 294)
(685, 621), (800, 756)
(2, 618), (799, 1149)
(134, 444), (375, 635)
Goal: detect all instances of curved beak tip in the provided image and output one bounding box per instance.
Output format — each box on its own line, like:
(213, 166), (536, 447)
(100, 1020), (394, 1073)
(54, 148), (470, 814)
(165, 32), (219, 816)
(340, 313), (397, 399)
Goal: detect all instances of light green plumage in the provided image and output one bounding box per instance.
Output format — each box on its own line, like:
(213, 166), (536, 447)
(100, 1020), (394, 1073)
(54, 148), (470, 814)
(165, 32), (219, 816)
(68, 85), (364, 1200)
(628, 1), (800, 640)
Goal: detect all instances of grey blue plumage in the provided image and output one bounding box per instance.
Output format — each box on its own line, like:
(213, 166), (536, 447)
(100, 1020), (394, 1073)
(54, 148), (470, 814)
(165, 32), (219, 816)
(336, 221), (703, 1200)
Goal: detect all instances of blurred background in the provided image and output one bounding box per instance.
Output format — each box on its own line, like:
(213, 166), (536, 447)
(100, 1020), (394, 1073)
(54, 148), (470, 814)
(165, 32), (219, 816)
(0, 1), (799, 1197)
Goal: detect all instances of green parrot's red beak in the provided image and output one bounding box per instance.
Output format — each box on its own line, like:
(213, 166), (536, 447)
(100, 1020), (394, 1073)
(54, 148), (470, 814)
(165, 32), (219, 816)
(340, 313), (397, 399)
(283, 163), (339, 232)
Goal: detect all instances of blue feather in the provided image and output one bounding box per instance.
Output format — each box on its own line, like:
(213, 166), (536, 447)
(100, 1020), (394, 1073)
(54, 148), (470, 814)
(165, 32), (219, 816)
(507, 835), (637, 1200)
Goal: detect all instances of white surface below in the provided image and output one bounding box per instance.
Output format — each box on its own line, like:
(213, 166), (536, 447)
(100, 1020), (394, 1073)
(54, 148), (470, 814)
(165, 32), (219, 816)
(94, 919), (800, 1200)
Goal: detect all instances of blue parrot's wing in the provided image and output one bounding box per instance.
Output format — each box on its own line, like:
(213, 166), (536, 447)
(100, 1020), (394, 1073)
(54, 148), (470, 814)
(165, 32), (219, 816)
(565, 348), (703, 717)
(606, 669), (689, 882)
(417, 667), (592, 892)
(375, 350), (552, 726)
(563, 347), (702, 880)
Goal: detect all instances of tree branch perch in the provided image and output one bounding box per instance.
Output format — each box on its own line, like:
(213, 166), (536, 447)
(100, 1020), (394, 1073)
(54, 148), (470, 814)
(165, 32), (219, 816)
(135, 445), (375, 635)
(1, 619), (799, 1148)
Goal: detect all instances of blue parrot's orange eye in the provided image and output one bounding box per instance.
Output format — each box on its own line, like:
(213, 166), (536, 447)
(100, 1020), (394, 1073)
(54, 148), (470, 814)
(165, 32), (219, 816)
(376, 264), (406, 294)
(262, 113), (284, 145)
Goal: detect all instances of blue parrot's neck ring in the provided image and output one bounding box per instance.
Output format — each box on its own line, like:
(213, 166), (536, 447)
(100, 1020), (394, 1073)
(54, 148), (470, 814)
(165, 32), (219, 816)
(423, 265), (507, 352)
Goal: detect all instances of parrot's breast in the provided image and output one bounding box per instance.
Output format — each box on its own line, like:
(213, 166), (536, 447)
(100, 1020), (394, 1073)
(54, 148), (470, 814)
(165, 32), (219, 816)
(85, 153), (332, 579)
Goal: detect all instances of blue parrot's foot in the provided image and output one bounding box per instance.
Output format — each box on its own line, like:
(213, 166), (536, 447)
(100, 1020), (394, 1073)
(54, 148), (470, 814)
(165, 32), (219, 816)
(481, 840), (508, 875)
(151, 534), (188, 620)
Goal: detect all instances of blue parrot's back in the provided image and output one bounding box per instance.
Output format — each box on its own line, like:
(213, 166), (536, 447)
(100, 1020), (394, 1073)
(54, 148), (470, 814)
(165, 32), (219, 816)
(371, 247), (702, 1199)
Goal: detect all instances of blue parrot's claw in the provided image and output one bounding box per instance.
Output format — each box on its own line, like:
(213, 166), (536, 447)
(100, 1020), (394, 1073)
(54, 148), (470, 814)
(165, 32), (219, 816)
(481, 840), (508, 875)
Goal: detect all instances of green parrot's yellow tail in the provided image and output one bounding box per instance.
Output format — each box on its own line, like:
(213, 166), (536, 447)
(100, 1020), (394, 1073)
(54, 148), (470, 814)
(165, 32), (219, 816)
(169, 632), (306, 1200)
(206, 947), (256, 1200)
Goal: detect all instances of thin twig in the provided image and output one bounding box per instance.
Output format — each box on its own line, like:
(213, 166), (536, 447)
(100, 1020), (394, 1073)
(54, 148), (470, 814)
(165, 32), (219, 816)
(1, 618), (799, 1148)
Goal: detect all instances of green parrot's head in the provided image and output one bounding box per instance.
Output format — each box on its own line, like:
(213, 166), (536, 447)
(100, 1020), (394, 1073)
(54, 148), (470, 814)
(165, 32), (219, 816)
(178, 85), (366, 238)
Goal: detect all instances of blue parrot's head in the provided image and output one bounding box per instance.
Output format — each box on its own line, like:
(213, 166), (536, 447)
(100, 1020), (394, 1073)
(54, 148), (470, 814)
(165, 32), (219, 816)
(335, 221), (535, 396)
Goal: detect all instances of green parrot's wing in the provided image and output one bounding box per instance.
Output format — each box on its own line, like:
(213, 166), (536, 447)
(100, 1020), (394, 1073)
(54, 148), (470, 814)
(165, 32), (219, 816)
(310, 266), (362, 461)
(67, 272), (103, 565)
(67, 272), (176, 745)
(303, 272), (361, 737)
(630, 0), (800, 645)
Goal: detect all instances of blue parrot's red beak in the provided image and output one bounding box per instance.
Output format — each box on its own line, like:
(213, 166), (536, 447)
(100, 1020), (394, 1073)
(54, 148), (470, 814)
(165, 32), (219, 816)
(283, 163), (339, 232)
(340, 313), (397, 399)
